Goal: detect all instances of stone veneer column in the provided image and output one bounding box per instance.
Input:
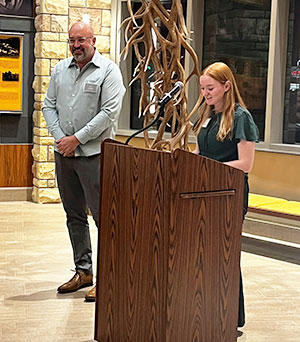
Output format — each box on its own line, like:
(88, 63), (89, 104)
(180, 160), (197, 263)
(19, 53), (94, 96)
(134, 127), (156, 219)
(32, 0), (112, 203)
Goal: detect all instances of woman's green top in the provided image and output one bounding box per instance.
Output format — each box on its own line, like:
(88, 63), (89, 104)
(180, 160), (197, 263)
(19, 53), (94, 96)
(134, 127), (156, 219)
(197, 104), (259, 163)
(196, 104), (259, 216)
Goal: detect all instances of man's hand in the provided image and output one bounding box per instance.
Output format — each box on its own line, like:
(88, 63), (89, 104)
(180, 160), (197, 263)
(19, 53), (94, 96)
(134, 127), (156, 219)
(56, 135), (80, 157)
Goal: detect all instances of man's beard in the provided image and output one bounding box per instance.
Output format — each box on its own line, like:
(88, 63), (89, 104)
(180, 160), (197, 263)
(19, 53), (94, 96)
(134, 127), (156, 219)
(72, 48), (87, 63)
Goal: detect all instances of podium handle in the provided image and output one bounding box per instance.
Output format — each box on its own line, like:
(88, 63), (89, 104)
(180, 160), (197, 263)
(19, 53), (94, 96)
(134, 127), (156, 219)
(180, 189), (235, 199)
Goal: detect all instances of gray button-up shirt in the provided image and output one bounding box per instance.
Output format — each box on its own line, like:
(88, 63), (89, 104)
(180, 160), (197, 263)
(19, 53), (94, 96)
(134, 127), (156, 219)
(42, 49), (126, 156)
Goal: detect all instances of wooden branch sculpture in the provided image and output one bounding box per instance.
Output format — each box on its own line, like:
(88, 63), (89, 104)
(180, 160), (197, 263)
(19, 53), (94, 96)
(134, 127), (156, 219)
(121, 0), (202, 151)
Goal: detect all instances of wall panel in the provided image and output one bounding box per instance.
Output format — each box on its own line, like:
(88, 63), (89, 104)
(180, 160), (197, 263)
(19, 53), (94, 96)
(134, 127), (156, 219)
(0, 144), (33, 187)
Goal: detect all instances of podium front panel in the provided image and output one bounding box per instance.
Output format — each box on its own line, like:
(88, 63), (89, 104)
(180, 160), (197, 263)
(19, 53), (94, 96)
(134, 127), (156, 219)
(95, 142), (169, 341)
(166, 149), (244, 342)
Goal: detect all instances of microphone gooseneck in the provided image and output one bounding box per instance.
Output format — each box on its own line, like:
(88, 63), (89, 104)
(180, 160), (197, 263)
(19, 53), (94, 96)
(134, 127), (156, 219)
(125, 81), (184, 145)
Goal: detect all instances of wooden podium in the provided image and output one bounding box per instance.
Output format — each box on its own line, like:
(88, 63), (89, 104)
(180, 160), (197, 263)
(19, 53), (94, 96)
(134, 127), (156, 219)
(95, 139), (244, 342)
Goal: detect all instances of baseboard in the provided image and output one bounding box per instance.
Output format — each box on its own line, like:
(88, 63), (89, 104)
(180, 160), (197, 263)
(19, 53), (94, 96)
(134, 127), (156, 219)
(242, 233), (300, 265)
(244, 211), (300, 245)
(0, 187), (32, 201)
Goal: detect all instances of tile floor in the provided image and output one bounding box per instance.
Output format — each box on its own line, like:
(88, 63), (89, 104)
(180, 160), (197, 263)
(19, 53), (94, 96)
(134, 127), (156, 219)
(1, 201), (300, 342)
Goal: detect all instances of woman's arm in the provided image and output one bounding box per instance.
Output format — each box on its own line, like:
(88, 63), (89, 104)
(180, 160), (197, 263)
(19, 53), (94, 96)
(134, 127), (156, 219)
(224, 139), (255, 173)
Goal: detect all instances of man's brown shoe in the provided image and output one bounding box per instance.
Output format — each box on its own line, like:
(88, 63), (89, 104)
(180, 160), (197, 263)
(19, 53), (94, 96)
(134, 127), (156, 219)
(57, 271), (93, 293)
(85, 285), (96, 302)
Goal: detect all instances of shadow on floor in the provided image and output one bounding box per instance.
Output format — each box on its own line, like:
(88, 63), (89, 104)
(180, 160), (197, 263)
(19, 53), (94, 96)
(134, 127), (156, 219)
(6, 288), (91, 301)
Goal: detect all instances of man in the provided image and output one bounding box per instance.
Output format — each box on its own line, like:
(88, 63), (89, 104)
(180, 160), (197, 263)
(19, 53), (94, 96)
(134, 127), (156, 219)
(42, 21), (125, 302)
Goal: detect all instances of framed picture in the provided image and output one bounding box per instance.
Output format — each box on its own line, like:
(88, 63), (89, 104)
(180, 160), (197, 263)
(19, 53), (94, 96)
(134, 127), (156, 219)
(0, 33), (23, 113)
(0, 1), (33, 17)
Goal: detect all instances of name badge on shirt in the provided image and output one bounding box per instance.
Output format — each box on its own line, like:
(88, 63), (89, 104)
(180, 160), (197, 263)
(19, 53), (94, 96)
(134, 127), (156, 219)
(202, 118), (211, 128)
(84, 82), (98, 93)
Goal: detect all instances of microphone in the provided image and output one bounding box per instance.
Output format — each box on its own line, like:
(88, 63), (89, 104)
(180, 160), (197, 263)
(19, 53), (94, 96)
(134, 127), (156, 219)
(125, 81), (183, 145)
(158, 81), (184, 106)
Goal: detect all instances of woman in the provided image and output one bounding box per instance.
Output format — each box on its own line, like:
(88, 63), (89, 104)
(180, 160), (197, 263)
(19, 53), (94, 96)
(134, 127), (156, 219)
(193, 62), (259, 328)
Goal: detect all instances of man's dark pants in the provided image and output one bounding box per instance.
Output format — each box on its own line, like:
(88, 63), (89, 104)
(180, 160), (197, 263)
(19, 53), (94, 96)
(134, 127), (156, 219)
(55, 151), (100, 275)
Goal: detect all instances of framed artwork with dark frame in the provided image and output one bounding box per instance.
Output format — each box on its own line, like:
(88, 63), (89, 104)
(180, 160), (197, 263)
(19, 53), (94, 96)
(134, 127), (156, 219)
(0, 33), (23, 113)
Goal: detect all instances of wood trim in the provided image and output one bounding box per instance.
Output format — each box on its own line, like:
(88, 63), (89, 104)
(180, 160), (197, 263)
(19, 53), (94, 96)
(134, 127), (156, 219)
(0, 144), (33, 187)
(248, 206), (300, 222)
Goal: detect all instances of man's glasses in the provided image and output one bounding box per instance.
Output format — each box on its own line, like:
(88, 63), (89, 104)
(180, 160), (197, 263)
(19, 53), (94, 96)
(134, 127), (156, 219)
(67, 37), (93, 45)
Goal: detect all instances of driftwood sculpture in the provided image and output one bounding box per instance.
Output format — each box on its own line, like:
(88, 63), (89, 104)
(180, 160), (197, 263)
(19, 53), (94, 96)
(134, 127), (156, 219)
(121, 0), (202, 151)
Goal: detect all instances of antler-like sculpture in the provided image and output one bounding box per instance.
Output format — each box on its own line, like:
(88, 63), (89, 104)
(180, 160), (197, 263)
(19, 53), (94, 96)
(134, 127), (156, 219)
(121, 0), (202, 151)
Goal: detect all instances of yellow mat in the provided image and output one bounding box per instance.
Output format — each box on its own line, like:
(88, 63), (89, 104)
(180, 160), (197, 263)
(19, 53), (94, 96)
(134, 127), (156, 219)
(249, 193), (300, 216)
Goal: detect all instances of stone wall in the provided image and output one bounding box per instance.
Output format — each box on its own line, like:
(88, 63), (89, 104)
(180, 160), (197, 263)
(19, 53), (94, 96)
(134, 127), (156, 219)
(32, 0), (111, 203)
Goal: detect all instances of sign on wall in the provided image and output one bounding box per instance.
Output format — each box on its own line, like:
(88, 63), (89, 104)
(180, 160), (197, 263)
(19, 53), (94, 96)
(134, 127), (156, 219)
(0, 34), (23, 113)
